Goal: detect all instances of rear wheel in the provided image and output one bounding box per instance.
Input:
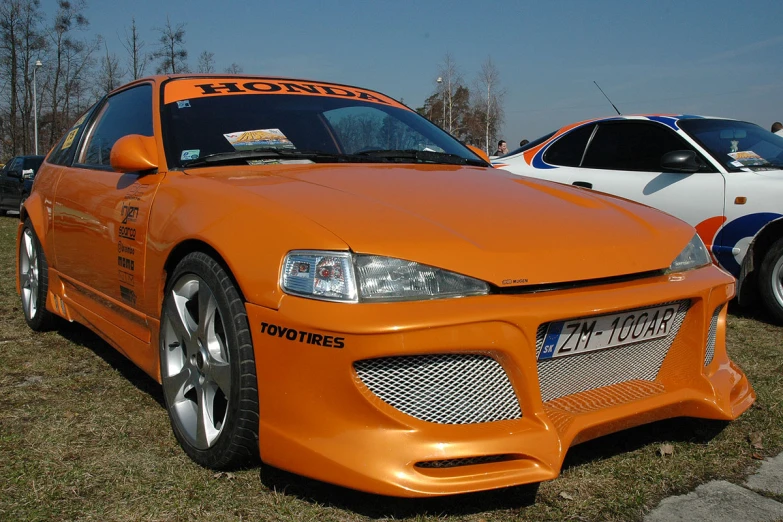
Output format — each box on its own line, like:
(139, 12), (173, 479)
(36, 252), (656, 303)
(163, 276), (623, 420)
(19, 220), (56, 331)
(759, 237), (783, 324)
(160, 252), (259, 469)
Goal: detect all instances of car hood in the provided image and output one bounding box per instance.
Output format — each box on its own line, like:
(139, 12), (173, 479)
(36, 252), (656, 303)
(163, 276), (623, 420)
(189, 164), (694, 286)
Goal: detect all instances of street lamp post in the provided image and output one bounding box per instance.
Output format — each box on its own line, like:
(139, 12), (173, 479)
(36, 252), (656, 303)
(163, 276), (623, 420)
(33, 59), (42, 155)
(436, 77), (445, 129)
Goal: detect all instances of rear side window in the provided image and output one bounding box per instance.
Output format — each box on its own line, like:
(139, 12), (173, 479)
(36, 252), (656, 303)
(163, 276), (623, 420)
(48, 105), (99, 166)
(23, 157), (43, 172)
(582, 122), (694, 172)
(543, 124), (596, 167)
(78, 84), (153, 168)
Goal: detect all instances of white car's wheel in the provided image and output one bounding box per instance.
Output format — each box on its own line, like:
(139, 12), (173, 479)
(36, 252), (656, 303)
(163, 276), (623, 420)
(759, 237), (783, 324)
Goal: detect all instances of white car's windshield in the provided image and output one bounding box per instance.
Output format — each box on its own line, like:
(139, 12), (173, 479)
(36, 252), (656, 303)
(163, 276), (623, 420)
(679, 119), (783, 171)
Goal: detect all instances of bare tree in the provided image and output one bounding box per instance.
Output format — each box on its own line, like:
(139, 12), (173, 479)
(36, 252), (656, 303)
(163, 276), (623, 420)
(96, 36), (123, 95)
(18, 0), (45, 154)
(152, 16), (188, 74)
(120, 17), (146, 80)
(196, 50), (214, 73)
(437, 52), (464, 134)
(474, 57), (505, 155)
(0, 0), (46, 155)
(224, 62), (242, 74)
(47, 0), (89, 146)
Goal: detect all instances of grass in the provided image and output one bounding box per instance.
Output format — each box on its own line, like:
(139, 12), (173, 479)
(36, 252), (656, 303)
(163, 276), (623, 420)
(0, 214), (781, 521)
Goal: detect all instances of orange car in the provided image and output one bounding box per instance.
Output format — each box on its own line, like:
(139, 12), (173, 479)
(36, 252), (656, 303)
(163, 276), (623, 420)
(17, 75), (754, 497)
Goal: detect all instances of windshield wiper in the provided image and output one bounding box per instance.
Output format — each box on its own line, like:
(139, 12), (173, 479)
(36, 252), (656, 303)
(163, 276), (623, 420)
(181, 148), (358, 168)
(353, 149), (487, 166)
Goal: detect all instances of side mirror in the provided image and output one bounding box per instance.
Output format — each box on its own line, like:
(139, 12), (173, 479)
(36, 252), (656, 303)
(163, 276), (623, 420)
(467, 144), (491, 164)
(6, 170), (21, 179)
(661, 150), (704, 174)
(110, 134), (159, 174)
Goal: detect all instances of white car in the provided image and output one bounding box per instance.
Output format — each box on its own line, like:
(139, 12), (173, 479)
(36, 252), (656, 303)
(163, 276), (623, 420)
(494, 115), (783, 323)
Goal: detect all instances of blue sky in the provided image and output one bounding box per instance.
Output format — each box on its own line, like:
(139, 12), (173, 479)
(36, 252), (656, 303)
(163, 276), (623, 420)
(64, 0), (783, 144)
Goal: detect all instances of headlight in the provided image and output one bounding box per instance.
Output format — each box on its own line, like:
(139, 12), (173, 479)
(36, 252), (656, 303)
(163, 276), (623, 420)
(667, 234), (711, 273)
(282, 251), (357, 302)
(281, 251), (489, 303)
(355, 255), (489, 302)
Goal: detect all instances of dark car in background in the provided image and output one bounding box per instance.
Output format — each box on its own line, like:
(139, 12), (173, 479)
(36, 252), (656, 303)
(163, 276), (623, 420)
(0, 155), (44, 215)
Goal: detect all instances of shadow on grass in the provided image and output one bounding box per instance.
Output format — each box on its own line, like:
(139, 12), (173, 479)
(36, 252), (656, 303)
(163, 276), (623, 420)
(55, 321), (165, 408)
(259, 465), (538, 518)
(562, 417), (728, 470)
(728, 296), (780, 327)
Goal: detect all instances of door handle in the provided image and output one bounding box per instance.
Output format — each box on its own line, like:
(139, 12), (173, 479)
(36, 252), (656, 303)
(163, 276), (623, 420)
(572, 181), (592, 189)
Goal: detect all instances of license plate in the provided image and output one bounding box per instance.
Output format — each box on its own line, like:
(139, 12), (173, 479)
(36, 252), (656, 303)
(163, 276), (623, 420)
(538, 304), (679, 361)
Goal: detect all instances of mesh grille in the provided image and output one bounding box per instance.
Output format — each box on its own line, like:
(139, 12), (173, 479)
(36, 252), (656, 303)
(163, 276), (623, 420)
(705, 305), (722, 366)
(354, 354), (522, 424)
(535, 301), (689, 402)
(416, 454), (515, 468)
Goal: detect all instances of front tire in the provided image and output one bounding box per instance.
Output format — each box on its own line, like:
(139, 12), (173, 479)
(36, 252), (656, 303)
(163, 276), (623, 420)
(19, 220), (56, 331)
(160, 252), (259, 469)
(759, 237), (783, 324)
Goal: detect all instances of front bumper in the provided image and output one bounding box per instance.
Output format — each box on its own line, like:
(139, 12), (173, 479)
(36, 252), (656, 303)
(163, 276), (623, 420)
(246, 265), (754, 497)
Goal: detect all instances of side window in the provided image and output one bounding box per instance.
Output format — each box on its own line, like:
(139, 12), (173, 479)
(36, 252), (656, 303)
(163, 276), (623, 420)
(49, 104), (100, 166)
(23, 157), (44, 173)
(543, 124), (596, 167)
(582, 122), (694, 172)
(78, 84), (153, 167)
(6, 157), (22, 173)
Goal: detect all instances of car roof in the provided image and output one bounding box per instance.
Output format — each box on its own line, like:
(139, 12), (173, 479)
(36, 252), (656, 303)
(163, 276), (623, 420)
(564, 114), (739, 128)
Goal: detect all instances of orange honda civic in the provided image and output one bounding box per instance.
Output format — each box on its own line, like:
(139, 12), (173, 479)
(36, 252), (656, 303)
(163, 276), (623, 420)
(17, 74), (754, 497)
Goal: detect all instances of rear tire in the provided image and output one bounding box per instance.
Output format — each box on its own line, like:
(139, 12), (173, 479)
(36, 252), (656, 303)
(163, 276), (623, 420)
(759, 237), (783, 324)
(19, 220), (56, 331)
(159, 252), (259, 469)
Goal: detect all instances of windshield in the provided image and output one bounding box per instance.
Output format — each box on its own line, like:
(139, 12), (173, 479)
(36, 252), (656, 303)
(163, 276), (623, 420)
(679, 119), (783, 171)
(161, 78), (486, 168)
(498, 131), (557, 159)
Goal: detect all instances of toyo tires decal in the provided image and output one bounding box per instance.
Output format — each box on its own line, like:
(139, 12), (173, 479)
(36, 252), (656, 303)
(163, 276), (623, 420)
(698, 213), (783, 277)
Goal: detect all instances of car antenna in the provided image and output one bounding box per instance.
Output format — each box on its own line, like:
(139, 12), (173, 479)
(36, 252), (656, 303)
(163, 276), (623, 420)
(593, 81), (622, 115)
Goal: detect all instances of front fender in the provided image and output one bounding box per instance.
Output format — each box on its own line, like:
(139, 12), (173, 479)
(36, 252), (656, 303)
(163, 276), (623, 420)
(143, 174), (348, 318)
(16, 190), (52, 295)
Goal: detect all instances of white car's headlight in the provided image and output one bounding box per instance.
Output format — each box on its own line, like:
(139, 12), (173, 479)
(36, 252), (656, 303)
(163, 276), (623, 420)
(281, 251), (489, 303)
(667, 234), (711, 273)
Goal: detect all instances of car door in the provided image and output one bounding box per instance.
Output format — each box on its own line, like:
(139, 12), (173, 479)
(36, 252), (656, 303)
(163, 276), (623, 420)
(52, 83), (163, 343)
(0, 157), (21, 209)
(555, 120), (725, 244)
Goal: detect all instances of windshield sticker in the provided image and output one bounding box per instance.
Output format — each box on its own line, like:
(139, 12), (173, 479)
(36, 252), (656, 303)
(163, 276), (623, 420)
(181, 149), (200, 161)
(73, 113), (88, 127)
(177, 100), (191, 109)
(224, 129), (294, 151)
(728, 151), (766, 166)
(164, 79), (407, 110)
(730, 160), (744, 168)
(61, 128), (79, 150)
